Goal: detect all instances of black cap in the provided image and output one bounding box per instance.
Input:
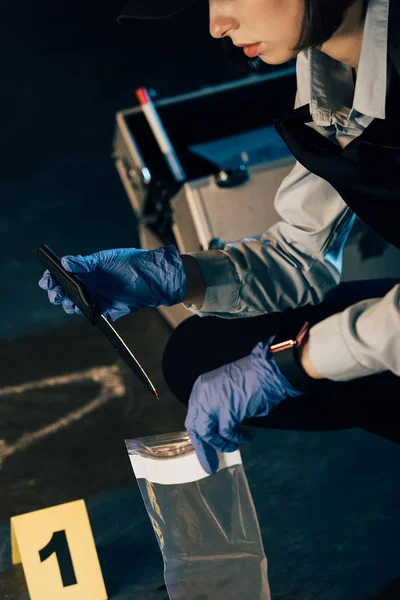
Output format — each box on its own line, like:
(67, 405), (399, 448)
(117, 0), (197, 25)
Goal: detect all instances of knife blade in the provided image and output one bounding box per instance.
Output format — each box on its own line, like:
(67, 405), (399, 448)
(38, 244), (160, 400)
(96, 313), (159, 399)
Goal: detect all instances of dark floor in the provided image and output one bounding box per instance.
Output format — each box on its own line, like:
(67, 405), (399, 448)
(1, 0), (400, 598)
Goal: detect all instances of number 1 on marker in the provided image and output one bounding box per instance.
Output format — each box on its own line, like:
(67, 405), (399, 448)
(39, 530), (77, 587)
(11, 499), (108, 600)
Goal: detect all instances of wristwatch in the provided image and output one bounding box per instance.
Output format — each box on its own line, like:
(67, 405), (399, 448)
(270, 321), (322, 392)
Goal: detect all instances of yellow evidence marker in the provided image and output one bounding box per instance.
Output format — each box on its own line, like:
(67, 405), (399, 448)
(10, 499), (108, 600)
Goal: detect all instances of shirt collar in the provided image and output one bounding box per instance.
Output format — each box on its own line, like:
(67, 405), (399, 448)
(308, 0), (390, 126)
(353, 0), (390, 119)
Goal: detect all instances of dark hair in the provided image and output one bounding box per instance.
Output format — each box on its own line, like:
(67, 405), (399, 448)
(220, 0), (364, 72)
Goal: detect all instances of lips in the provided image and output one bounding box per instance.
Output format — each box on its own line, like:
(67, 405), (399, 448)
(243, 42), (262, 58)
(236, 42), (262, 58)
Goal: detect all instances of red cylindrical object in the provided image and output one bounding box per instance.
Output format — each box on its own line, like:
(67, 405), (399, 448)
(136, 87), (151, 106)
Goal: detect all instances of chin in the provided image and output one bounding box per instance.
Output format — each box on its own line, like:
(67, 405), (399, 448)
(259, 48), (299, 65)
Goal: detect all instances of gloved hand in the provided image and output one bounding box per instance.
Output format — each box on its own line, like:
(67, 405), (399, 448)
(185, 338), (303, 475)
(38, 245), (186, 321)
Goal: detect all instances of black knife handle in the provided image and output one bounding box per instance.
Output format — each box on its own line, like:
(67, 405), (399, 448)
(38, 244), (99, 324)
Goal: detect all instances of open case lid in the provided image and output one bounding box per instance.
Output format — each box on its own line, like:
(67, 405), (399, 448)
(119, 65), (296, 185)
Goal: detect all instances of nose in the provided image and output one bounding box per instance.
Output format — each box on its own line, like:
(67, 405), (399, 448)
(209, 0), (239, 39)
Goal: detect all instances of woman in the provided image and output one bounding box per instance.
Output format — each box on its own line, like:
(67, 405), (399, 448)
(39, 0), (400, 475)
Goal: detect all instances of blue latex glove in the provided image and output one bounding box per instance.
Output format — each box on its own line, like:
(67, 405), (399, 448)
(38, 245), (186, 321)
(185, 338), (303, 475)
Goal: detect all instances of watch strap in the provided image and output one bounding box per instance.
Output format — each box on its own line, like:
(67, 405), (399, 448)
(272, 342), (320, 392)
(270, 321), (324, 393)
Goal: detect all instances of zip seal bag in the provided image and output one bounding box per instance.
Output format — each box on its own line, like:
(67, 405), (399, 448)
(125, 431), (271, 600)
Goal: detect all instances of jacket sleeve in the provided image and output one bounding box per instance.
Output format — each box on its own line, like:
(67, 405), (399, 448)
(308, 284), (400, 380)
(183, 51), (355, 318)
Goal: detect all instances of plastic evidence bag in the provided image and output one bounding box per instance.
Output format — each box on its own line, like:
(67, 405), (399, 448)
(126, 431), (271, 600)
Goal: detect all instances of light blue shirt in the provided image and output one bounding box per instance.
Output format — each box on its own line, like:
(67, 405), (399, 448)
(184, 0), (400, 381)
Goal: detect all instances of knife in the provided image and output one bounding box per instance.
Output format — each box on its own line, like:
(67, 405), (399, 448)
(38, 244), (160, 400)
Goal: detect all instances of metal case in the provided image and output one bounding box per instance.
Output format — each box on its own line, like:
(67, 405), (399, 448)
(170, 157), (294, 254)
(112, 68), (297, 327)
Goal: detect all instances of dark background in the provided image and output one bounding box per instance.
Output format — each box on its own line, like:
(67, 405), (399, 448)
(1, 0), (399, 599)
(2, 0), (264, 340)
